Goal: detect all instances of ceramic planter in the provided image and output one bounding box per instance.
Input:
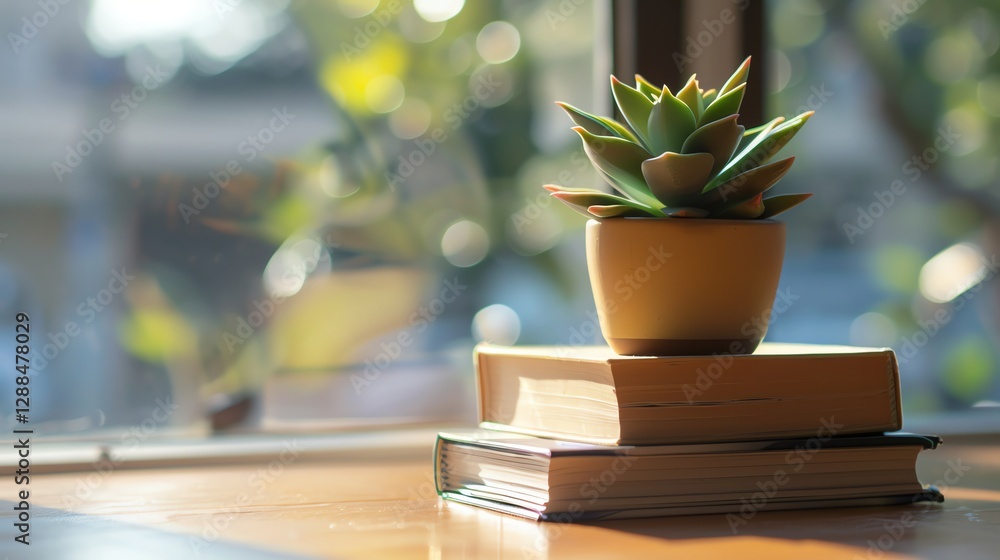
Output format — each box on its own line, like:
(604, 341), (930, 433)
(585, 218), (786, 356)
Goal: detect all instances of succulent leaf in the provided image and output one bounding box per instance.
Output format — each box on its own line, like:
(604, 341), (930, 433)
(587, 204), (660, 218)
(750, 111), (813, 160)
(681, 115), (744, 176)
(699, 83), (746, 126)
(707, 116), (785, 191)
(743, 117), (785, 137)
(716, 193), (765, 219)
(634, 74), (661, 100)
(556, 102), (638, 143)
(610, 76), (655, 149)
(699, 157), (795, 213)
(647, 89), (697, 154)
(641, 152), (715, 206)
(573, 127), (662, 209)
(712, 112), (813, 190)
(676, 75), (703, 120)
(543, 184), (604, 194)
(758, 193), (813, 219)
(546, 185), (658, 214)
(719, 56), (751, 97)
(701, 88), (718, 105)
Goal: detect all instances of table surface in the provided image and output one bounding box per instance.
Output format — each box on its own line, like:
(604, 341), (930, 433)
(2, 430), (1000, 559)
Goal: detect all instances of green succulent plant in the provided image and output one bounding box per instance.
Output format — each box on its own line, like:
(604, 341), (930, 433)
(547, 58), (813, 219)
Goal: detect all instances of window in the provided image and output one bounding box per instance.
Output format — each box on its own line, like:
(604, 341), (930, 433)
(0, 0), (599, 434)
(2, 0), (995, 442)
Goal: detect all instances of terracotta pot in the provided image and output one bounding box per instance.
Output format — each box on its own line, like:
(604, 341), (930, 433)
(585, 218), (786, 356)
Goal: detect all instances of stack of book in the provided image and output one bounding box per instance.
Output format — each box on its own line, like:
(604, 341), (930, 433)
(433, 343), (942, 521)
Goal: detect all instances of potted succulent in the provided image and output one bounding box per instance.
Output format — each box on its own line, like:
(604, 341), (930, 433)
(548, 58), (812, 356)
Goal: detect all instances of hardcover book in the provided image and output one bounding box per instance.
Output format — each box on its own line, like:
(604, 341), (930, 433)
(475, 343), (902, 445)
(435, 430), (943, 522)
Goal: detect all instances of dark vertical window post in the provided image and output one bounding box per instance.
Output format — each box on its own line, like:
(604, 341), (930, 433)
(610, 0), (766, 127)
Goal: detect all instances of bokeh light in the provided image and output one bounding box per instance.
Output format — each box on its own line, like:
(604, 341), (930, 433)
(918, 242), (988, 303)
(476, 21), (521, 64)
(264, 238), (332, 299)
(771, 0), (825, 48)
(849, 312), (898, 348)
(472, 304), (521, 345)
(389, 97), (433, 139)
(441, 220), (490, 268)
(414, 0), (465, 23)
(924, 32), (983, 84)
(336, 0), (380, 18)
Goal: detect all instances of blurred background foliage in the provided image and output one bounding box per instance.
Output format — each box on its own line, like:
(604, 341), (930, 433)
(767, 0), (1000, 412)
(1, 0), (998, 434)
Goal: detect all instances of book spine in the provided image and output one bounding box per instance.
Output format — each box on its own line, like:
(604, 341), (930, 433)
(433, 434), (447, 497)
(886, 351), (903, 430)
(473, 348), (489, 424)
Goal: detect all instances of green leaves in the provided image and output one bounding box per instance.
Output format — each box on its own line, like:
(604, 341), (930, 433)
(641, 152), (714, 206)
(749, 111), (813, 162)
(681, 115), (744, 176)
(759, 193), (813, 218)
(587, 204), (659, 218)
(700, 157), (796, 213)
(647, 89), (697, 154)
(556, 102), (638, 143)
(634, 74), (661, 100)
(545, 184), (659, 216)
(573, 127), (662, 209)
(550, 59), (812, 220)
(706, 113), (809, 191)
(611, 76), (655, 149)
(717, 193), (765, 219)
(700, 83), (745, 126)
(702, 88), (718, 106)
(545, 184), (663, 219)
(676, 75), (704, 121)
(719, 56), (751, 97)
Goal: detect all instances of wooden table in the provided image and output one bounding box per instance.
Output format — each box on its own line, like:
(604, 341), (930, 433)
(2, 429), (999, 559)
